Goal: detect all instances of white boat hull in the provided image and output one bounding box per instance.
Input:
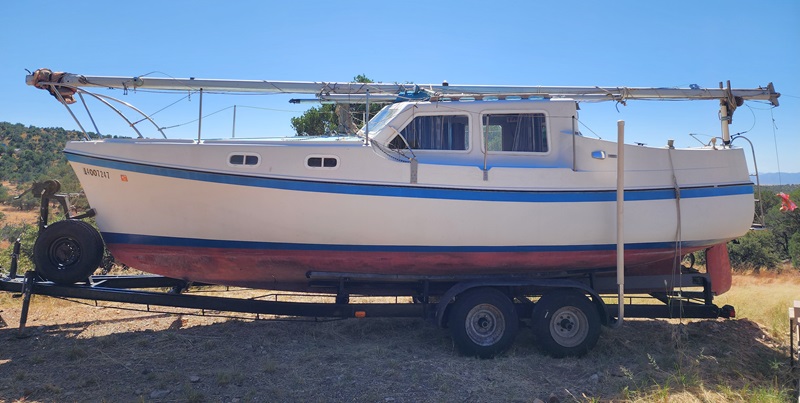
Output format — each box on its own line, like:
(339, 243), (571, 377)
(65, 140), (754, 292)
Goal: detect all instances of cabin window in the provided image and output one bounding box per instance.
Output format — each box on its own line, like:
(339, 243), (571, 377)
(228, 153), (260, 166)
(361, 104), (403, 136)
(483, 113), (548, 153)
(306, 155), (339, 169)
(391, 115), (469, 151)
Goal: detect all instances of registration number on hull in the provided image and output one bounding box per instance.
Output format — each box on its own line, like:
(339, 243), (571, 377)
(83, 167), (110, 179)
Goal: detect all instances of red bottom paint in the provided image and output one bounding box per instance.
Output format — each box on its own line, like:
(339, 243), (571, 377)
(107, 243), (714, 294)
(706, 243), (733, 295)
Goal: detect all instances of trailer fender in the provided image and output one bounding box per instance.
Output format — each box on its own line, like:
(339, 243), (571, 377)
(435, 278), (609, 328)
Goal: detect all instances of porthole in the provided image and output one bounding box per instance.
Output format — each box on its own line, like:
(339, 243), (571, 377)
(228, 153), (260, 167)
(306, 155), (339, 169)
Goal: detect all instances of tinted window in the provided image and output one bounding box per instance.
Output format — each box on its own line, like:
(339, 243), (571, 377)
(484, 113), (548, 153)
(395, 115), (469, 150)
(229, 153), (260, 166)
(308, 157), (323, 167)
(306, 156), (338, 169)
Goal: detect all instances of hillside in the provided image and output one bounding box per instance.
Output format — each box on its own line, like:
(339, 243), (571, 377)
(0, 122), (87, 183)
(753, 172), (800, 186)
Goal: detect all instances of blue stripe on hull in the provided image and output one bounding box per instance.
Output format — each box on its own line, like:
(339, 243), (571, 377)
(66, 152), (753, 203)
(101, 232), (724, 253)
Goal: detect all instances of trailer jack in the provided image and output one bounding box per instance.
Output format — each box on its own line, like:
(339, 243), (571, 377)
(15, 179), (96, 233)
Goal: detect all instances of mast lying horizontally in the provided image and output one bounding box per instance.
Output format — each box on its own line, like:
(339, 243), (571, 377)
(25, 70), (780, 106)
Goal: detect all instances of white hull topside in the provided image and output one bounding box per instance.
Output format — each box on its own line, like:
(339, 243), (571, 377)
(67, 137), (753, 247)
(61, 98), (755, 286)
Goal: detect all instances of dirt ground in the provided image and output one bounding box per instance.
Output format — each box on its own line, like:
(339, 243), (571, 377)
(0, 286), (793, 403)
(0, 182), (39, 250)
(0, 206), (36, 227)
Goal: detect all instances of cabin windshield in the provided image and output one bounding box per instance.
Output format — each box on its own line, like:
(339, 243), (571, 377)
(358, 104), (404, 137)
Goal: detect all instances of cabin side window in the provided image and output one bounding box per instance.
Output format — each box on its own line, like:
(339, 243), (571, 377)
(228, 153), (261, 167)
(306, 155), (339, 169)
(483, 113), (548, 153)
(389, 115), (469, 151)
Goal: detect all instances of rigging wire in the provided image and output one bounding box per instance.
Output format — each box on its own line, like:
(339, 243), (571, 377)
(132, 91), (195, 125)
(666, 146), (692, 351)
(159, 105), (236, 130)
(739, 104), (758, 134)
(235, 104), (302, 113)
(575, 117), (602, 139)
(770, 106), (782, 186)
(158, 103), (300, 131)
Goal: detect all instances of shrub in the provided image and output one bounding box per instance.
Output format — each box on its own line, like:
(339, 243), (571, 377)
(789, 232), (800, 268)
(0, 221), (37, 275)
(727, 230), (780, 272)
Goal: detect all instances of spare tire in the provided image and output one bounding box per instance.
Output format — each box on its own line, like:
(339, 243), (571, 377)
(33, 220), (104, 284)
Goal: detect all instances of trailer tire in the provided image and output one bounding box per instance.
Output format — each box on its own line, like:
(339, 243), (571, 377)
(448, 287), (518, 358)
(532, 290), (600, 358)
(33, 220), (104, 284)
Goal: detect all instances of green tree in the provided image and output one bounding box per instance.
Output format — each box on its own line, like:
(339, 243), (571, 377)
(789, 232), (800, 268)
(0, 122), (87, 184)
(727, 230), (780, 272)
(289, 75), (383, 136)
(290, 105), (338, 136)
(762, 188), (800, 260)
(0, 222), (37, 274)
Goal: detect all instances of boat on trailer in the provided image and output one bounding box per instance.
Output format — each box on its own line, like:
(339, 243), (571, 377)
(17, 70), (779, 357)
(24, 70), (779, 295)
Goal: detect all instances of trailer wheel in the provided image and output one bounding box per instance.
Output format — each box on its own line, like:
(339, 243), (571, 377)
(532, 290), (600, 357)
(33, 220), (104, 284)
(448, 287), (518, 358)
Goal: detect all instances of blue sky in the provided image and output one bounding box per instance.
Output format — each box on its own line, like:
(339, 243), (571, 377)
(1, 0), (798, 172)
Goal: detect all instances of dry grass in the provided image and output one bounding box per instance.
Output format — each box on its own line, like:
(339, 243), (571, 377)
(0, 206), (37, 227)
(0, 273), (797, 402)
(716, 269), (800, 339)
(0, 204), (38, 250)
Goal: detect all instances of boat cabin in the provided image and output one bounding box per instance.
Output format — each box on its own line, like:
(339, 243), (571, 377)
(364, 99), (577, 169)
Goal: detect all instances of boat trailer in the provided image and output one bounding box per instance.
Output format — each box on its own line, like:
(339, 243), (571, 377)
(1, 241), (733, 356)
